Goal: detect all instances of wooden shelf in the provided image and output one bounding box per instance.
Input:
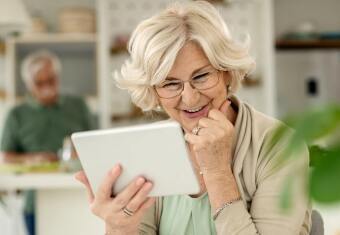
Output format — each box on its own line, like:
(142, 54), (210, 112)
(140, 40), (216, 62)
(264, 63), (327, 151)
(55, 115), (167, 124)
(13, 33), (96, 44)
(0, 89), (6, 99)
(9, 33), (97, 53)
(1, 34), (97, 55)
(0, 41), (5, 55)
(110, 44), (128, 55)
(276, 39), (340, 50)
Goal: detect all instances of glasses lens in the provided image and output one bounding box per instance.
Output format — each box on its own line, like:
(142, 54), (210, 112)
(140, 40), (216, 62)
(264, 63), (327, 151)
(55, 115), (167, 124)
(193, 71), (219, 90)
(155, 82), (182, 98)
(155, 70), (220, 98)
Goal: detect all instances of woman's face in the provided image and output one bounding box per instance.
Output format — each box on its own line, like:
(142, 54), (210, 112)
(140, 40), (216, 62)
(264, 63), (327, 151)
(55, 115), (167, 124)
(157, 42), (231, 133)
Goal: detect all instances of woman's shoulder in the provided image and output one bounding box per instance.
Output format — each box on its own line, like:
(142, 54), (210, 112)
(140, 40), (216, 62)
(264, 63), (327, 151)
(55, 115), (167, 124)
(234, 97), (283, 142)
(235, 98), (298, 162)
(240, 100), (306, 166)
(245, 102), (281, 132)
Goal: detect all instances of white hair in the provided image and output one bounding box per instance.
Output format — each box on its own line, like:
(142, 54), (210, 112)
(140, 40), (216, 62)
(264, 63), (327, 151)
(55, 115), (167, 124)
(21, 50), (62, 89)
(115, 1), (255, 111)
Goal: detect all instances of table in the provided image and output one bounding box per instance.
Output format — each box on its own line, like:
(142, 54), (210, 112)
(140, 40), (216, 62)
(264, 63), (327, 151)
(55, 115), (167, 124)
(0, 173), (104, 235)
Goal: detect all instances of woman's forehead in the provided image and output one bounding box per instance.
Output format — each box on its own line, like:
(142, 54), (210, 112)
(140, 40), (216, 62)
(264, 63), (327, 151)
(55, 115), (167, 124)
(168, 42), (211, 79)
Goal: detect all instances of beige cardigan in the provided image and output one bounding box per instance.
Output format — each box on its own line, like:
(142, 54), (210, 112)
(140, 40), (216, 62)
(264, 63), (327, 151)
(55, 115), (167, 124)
(139, 96), (312, 234)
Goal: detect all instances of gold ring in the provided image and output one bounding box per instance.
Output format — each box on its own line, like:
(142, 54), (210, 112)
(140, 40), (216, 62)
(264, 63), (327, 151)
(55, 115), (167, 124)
(122, 207), (134, 217)
(192, 126), (202, 135)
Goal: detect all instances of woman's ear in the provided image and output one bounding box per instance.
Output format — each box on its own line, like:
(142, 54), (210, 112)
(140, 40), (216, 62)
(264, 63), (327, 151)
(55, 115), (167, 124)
(222, 71), (232, 85)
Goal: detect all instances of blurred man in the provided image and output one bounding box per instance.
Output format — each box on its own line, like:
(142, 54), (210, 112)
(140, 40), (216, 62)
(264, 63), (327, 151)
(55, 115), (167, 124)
(0, 50), (94, 235)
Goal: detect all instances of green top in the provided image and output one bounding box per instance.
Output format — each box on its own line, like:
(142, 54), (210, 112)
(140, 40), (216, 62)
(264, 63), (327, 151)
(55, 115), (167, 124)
(0, 95), (94, 213)
(159, 193), (216, 235)
(0, 95), (94, 154)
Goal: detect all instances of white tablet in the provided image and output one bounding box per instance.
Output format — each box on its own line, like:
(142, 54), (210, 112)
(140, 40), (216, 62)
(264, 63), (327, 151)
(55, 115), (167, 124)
(71, 121), (200, 197)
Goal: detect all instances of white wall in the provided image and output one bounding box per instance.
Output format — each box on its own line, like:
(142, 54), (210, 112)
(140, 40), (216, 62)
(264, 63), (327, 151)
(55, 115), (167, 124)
(274, 0), (340, 117)
(274, 0), (340, 38)
(276, 51), (340, 117)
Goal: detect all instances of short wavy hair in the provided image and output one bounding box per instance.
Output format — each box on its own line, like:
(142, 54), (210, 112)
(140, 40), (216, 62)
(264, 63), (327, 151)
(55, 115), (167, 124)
(21, 50), (61, 90)
(115, 1), (255, 111)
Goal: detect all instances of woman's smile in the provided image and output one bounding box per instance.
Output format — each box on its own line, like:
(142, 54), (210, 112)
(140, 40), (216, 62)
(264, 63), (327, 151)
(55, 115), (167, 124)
(180, 103), (210, 119)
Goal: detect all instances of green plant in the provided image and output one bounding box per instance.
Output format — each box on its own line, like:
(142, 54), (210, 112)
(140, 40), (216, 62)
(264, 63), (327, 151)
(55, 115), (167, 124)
(274, 104), (340, 206)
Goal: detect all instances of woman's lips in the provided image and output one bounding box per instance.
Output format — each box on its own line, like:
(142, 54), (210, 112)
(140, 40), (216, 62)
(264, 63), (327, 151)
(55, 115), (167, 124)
(182, 104), (209, 119)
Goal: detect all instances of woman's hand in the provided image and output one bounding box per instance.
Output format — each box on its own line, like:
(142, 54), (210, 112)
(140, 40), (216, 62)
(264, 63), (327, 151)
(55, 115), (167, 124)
(184, 99), (240, 210)
(74, 165), (155, 235)
(185, 99), (235, 175)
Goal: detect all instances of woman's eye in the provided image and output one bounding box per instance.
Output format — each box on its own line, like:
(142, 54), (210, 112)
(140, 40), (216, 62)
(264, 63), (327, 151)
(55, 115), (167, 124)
(193, 73), (209, 81)
(161, 82), (181, 89)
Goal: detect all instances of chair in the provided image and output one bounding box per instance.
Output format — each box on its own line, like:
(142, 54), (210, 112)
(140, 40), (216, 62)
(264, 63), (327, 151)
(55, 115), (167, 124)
(310, 210), (324, 235)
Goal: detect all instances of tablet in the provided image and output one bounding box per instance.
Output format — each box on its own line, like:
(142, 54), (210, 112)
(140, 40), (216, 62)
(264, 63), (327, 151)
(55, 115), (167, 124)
(71, 121), (200, 197)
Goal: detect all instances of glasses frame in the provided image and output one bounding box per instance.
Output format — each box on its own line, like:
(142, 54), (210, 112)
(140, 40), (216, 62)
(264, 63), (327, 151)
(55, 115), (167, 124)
(154, 69), (221, 99)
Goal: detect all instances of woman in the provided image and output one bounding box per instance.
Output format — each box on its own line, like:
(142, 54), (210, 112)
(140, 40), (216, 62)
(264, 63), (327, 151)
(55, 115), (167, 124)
(75, 1), (311, 234)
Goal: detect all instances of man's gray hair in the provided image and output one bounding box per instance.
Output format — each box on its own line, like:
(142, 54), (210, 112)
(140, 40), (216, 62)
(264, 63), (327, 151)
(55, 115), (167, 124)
(21, 50), (62, 89)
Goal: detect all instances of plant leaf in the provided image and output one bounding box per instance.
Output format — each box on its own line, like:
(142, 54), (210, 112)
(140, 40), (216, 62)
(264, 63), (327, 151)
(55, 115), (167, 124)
(310, 146), (340, 203)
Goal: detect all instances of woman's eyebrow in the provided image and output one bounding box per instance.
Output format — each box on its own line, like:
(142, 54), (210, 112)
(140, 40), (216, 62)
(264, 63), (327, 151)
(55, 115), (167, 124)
(163, 77), (180, 81)
(165, 64), (212, 80)
(191, 64), (211, 76)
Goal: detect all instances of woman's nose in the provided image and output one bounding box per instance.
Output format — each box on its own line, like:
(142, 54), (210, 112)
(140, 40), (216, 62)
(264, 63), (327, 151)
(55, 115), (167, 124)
(181, 82), (200, 106)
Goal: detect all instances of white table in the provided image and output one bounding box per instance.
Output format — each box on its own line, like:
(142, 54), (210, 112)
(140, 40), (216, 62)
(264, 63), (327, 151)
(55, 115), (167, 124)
(0, 173), (104, 235)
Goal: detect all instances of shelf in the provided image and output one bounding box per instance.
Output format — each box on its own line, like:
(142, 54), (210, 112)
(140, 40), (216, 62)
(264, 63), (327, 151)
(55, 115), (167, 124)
(0, 89), (6, 99)
(2, 34), (96, 55)
(0, 172), (81, 190)
(276, 39), (340, 50)
(8, 33), (98, 102)
(110, 45), (128, 54)
(9, 33), (97, 53)
(0, 41), (5, 55)
(12, 33), (96, 44)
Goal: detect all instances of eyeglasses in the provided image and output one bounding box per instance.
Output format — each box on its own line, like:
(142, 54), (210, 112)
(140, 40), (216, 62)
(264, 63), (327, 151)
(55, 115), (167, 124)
(34, 76), (56, 88)
(154, 68), (220, 99)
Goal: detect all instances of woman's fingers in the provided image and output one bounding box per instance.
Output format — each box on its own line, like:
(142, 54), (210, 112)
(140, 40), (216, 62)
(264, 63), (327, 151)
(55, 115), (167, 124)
(203, 100), (232, 125)
(96, 164), (121, 201)
(112, 177), (149, 210)
(184, 132), (201, 144)
(74, 171), (95, 203)
(198, 117), (219, 128)
(122, 182), (153, 212)
(219, 99), (231, 117)
(134, 197), (156, 217)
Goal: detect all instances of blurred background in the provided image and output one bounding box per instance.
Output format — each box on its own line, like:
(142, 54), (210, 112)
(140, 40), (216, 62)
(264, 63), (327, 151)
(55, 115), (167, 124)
(0, 0), (339, 235)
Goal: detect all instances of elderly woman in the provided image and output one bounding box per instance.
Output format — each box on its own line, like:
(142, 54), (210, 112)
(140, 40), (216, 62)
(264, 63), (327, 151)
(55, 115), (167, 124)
(75, 1), (311, 234)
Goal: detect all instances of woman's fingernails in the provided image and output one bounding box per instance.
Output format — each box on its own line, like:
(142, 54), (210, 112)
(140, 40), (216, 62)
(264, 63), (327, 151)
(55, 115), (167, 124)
(111, 164), (120, 174)
(136, 177), (145, 186)
(144, 182), (153, 190)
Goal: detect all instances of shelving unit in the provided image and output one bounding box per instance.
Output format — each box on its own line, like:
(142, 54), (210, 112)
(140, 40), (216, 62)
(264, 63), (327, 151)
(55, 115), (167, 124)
(0, 41), (5, 55)
(276, 39), (340, 50)
(4, 33), (99, 114)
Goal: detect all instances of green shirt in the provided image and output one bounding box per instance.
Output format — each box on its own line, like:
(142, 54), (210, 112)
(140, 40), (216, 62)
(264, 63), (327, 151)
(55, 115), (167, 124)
(1, 95), (94, 153)
(159, 193), (216, 235)
(0, 95), (94, 213)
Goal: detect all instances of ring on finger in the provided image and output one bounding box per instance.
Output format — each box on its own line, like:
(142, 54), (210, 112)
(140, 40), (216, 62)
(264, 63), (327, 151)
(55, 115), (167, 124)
(122, 207), (134, 217)
(192, 126), (202, 135)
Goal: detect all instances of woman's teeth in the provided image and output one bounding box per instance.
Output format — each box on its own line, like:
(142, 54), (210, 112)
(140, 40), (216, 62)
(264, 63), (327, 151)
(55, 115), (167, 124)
(186, 106), (204, 113)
